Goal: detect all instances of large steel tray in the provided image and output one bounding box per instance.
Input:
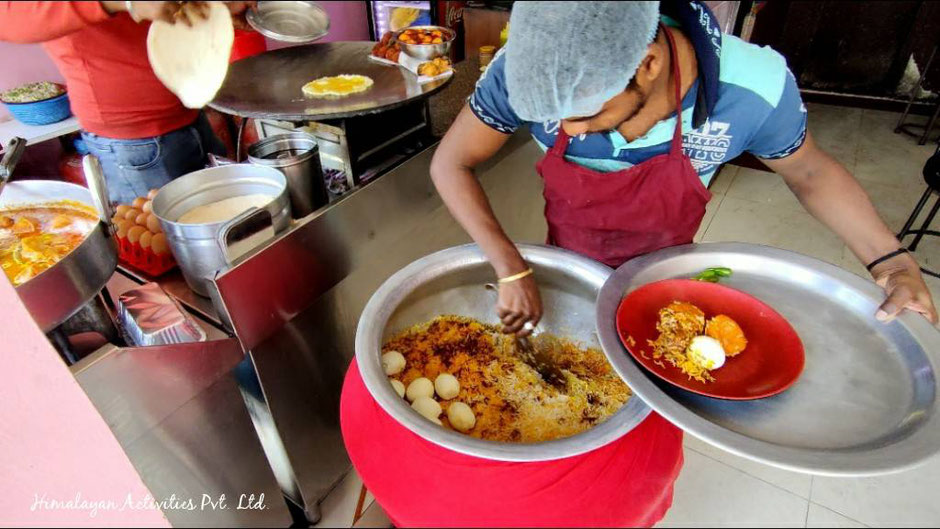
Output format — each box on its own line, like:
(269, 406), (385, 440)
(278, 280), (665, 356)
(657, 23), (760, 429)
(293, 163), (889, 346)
(596, 242), (940, 476)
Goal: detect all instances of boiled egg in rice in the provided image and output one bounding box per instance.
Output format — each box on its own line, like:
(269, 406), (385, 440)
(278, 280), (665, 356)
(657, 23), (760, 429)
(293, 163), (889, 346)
(686, 336), (726, 370)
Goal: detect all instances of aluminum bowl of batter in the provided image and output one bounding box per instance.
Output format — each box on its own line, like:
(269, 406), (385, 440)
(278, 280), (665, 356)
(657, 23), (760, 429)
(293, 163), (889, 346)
(152, 164), (291, 296)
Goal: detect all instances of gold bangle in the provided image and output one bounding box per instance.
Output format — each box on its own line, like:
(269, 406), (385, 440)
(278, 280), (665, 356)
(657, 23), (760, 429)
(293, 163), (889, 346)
(497, 267), (534, 284)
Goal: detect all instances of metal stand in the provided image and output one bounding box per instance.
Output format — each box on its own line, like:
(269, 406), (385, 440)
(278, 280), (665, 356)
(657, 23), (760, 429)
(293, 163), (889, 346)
(896, 44), (940, 146)
(46, 291), (122, 365)
(898, 146), (940, 278)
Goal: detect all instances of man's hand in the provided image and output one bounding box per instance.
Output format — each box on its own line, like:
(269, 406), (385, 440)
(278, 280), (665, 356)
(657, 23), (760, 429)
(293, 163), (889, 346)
(763, 132), (937, 324)
(871, 252), (938, 324)
(102, 1), (209, 26)
(497, 276), (543, 336)
(225, 1), (256, 30)
(430, 106), (543, 333)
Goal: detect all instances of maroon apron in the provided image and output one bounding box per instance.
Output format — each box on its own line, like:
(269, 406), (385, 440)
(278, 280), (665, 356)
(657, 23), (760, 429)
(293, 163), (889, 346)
(338, 26), (700, 529)
(536, 26), (711, 268)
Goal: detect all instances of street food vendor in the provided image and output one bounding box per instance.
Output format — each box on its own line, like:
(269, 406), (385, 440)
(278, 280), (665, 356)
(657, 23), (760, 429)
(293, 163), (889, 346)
(431, 1), (937, 329)
(0, 1), (252, 204)
(341, 1), (938, 527)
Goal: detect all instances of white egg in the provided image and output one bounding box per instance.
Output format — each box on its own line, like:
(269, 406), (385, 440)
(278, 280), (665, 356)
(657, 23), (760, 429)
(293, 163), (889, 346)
(411, 397), (442, 422)
(687, 336), (726, 370)
(390, 379), (406, 398)
(405, 377), (434, 402)
(446, 401), (476, 432)
(434, 373), (460, 400)
(382, 351), (406, 375)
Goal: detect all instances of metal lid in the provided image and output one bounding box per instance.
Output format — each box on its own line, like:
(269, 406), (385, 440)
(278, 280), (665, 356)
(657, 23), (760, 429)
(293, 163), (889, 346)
(247, 1), (330, 44)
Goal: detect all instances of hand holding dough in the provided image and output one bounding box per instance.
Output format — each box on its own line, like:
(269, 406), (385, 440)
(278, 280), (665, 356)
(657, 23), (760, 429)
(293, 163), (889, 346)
(434, 373), (460, 400)
(382, 351), (406, 375)
(405, 377), (434, 402)
(447, 402), (476, 432)
(147, 2), (234, 108)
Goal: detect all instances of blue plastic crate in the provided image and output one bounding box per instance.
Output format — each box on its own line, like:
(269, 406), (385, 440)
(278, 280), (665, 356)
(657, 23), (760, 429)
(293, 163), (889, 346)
(3, 92), (72, 126)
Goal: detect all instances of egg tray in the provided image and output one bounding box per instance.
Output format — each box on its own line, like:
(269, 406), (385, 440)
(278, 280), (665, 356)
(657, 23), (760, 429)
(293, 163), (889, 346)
(116, 235), (176, 277)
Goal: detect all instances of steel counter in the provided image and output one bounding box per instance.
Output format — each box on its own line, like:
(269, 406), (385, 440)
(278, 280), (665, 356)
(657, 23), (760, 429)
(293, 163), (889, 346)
(69, 271), (293, 527)
(212, 131), (547, 522)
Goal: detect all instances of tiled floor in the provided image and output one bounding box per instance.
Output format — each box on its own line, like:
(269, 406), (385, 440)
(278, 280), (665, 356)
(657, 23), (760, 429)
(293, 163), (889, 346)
(321, 103), (940, 528)
(662, 103), (940, 528)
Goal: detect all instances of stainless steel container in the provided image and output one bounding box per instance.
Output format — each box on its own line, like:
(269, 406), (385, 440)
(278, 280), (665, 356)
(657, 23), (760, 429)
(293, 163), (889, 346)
(395, 25), (455, 60)
(356, 243), (652, 462)
(0, 180), (118, 332)
(247, 132), (328, 218)
(151, 165), (291, 297)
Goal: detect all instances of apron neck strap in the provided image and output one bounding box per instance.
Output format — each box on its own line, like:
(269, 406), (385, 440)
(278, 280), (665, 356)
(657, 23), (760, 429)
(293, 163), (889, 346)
(661, 24), (685, 150)
(551, 23), (687, 155)
(551, 124), (571, 155)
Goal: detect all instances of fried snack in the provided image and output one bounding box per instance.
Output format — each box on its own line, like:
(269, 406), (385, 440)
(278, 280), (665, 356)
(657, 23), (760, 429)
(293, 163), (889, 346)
(398, 28), (446, 45)
(372, 34), (401, 60)
(384, 316), (630, 442)
(705, 314), (747, 356)
(418, 56), (452, 77)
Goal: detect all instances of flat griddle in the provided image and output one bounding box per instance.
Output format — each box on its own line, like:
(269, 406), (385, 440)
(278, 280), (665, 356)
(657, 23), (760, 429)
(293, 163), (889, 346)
(210, 41), (452, 122)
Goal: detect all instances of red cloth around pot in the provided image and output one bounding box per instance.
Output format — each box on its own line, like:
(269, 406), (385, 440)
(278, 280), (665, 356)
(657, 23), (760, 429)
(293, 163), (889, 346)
(340, 359), (684, 528)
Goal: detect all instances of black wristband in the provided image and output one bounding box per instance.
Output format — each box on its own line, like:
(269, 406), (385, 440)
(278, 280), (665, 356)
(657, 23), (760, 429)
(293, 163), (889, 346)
(866, 248), (910, 272)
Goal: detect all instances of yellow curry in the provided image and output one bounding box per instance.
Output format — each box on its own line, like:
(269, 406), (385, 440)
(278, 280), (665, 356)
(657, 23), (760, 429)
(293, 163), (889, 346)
(0, 201), (97, 286)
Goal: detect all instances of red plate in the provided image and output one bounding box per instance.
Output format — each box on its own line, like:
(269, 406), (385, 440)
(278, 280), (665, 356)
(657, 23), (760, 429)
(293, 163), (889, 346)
(616, 279), (804, 400)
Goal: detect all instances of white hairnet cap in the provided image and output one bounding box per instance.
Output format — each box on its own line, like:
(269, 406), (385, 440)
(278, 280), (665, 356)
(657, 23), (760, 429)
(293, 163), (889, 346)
(505, 1), (661, 123)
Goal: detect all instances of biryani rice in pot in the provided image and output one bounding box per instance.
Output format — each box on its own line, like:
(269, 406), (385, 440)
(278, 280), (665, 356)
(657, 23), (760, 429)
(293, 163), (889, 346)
(355, 244), (651, 461)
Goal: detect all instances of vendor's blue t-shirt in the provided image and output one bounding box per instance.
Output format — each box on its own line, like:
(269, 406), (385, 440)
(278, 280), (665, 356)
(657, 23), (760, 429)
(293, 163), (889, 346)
(468, 3), (807, 186)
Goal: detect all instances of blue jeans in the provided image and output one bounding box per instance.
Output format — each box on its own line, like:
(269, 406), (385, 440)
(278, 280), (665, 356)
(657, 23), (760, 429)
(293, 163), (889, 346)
(81, 112), (225, 205)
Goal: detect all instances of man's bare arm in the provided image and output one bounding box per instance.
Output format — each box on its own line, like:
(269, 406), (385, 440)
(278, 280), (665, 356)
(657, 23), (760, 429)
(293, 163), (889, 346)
(763, 132), (937, 322)
(430, 105), (542, 333)
(430, 105), (524, 277)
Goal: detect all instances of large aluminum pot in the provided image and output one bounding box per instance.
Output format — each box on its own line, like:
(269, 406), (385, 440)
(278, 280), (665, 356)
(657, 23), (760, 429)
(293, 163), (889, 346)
(0, 180), (117, 331)
(395, 25), (455, 60)
(356, 243), (651, 461)
(151, 165), (291, 297)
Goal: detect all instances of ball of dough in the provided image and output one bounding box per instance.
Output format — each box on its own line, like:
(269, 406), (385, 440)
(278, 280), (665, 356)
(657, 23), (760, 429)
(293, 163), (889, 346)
(382, 351), (406, 376)
(411, 397), (442, 422)
(434, 373), (460, 400)
(405, 377), (434, 402)
(390, 379), (405, 398)
(447, 402), (476, 432)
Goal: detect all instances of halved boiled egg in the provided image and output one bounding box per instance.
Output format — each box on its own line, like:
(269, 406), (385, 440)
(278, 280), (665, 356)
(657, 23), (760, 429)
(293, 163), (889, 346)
(686, 336), (726, 370)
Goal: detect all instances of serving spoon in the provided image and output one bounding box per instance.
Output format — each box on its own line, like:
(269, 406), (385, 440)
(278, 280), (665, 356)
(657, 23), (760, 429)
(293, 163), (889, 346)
(485, 282), (568, 390)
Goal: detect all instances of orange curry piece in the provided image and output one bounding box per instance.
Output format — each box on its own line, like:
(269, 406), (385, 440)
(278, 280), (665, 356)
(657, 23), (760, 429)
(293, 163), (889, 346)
(705, 314), (748, 356)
